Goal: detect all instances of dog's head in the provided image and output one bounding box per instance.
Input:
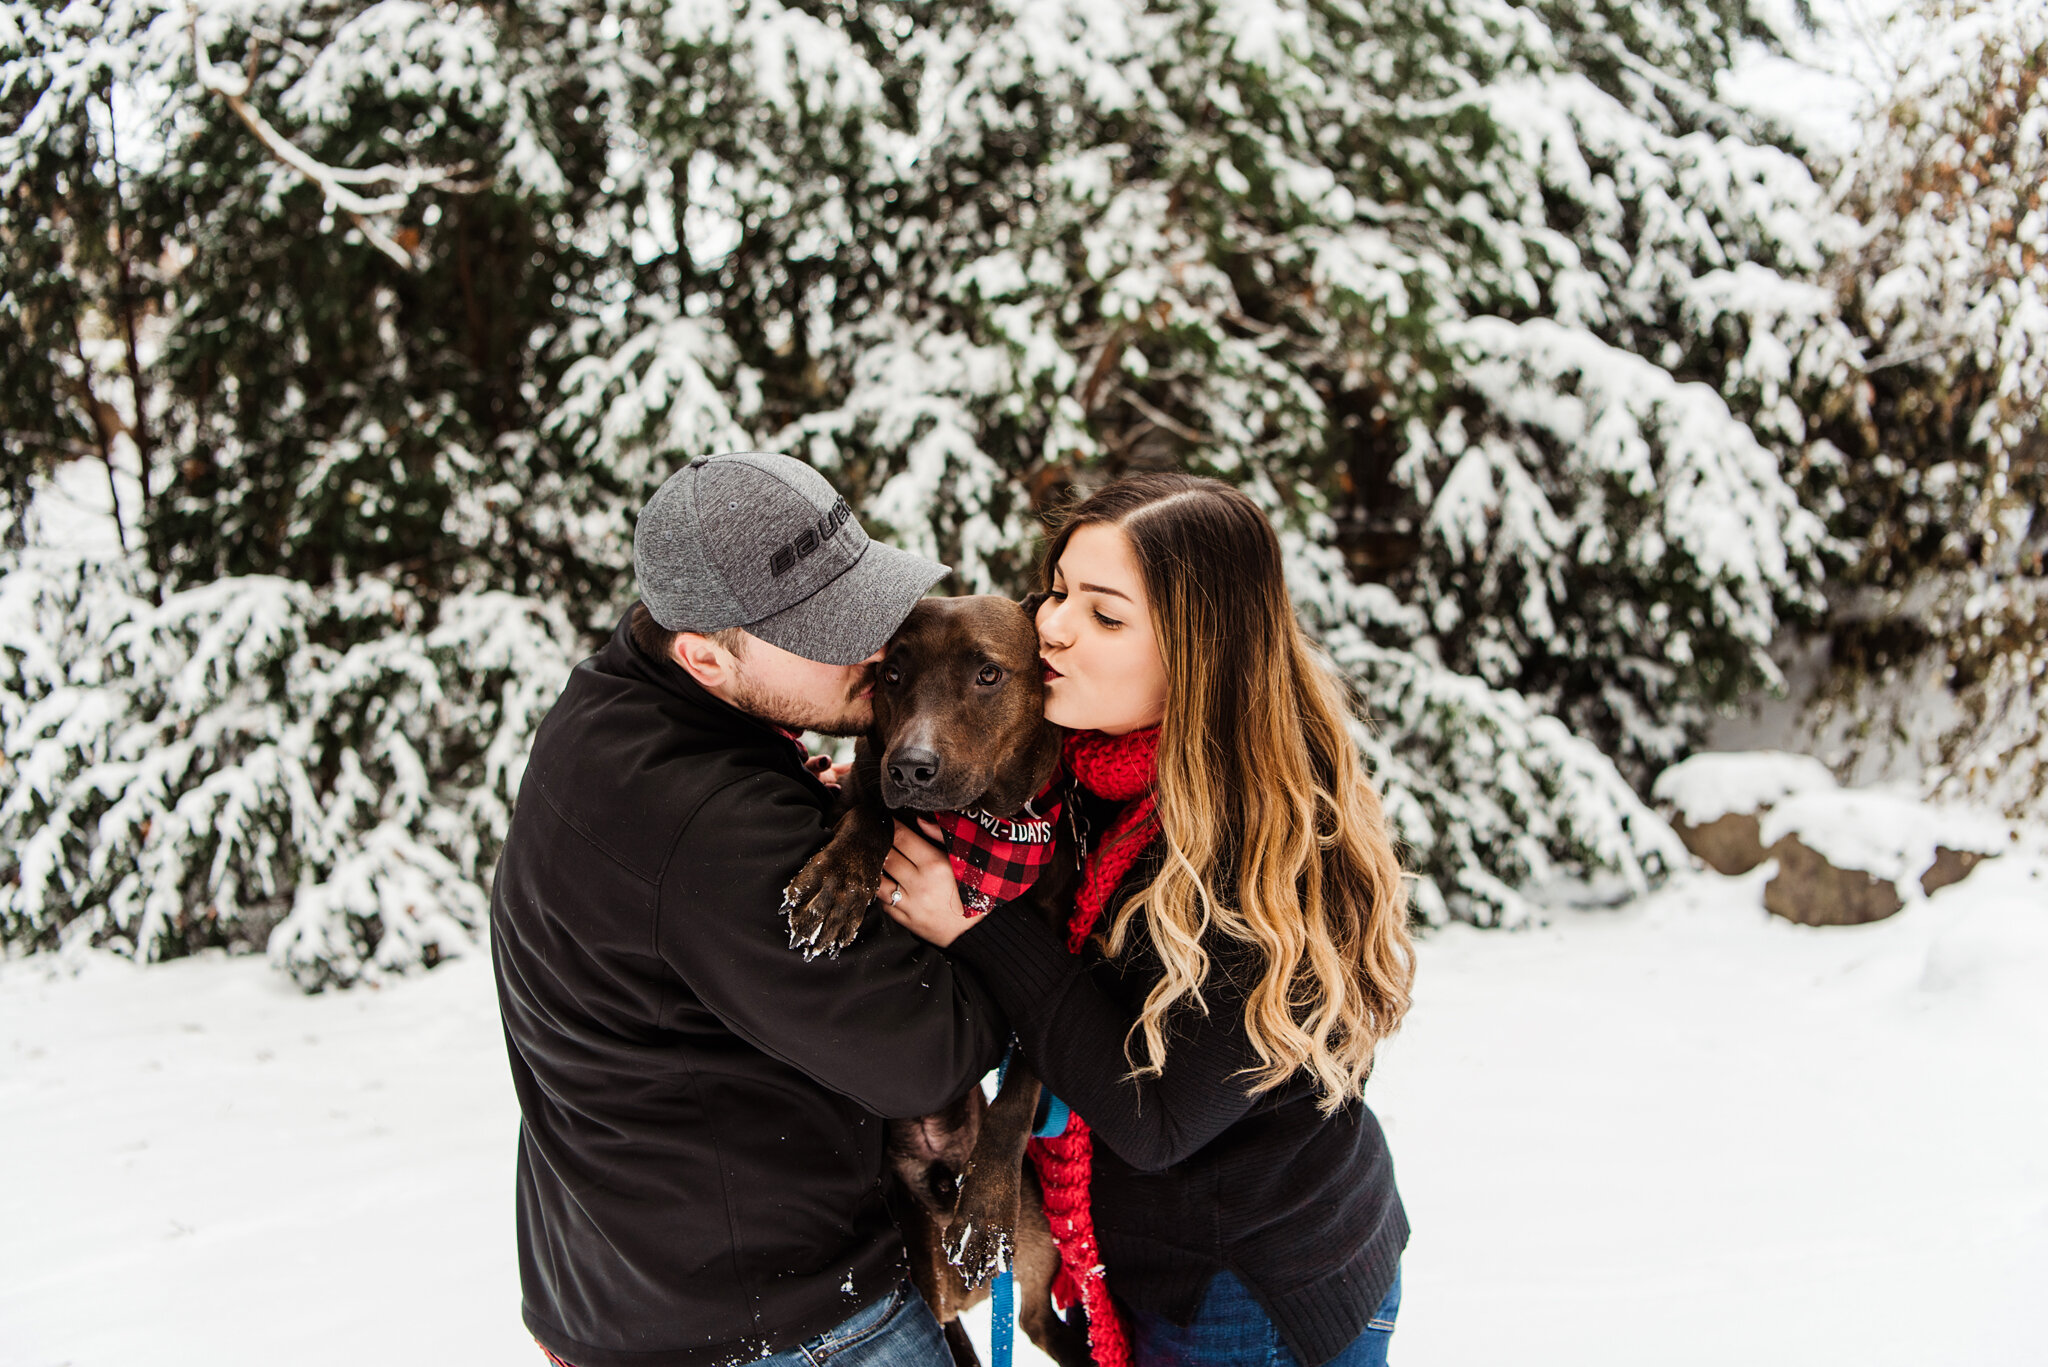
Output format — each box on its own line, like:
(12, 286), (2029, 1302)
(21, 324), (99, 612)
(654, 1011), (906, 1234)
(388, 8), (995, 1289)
(871, 595), (1059, 814)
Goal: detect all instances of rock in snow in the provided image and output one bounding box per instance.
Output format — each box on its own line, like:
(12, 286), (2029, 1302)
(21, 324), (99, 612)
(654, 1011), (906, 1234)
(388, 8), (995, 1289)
(1653, 751), (2012, 924)
(1758, 789), (2010, 925)
(1652, 750), (1838, 875)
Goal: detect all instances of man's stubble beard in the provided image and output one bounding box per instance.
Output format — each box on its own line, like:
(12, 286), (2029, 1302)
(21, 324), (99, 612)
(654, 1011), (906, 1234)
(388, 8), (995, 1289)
(727, 665), (873, 738)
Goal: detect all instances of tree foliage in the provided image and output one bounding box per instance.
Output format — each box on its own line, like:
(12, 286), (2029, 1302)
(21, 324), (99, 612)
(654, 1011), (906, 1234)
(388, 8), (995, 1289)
(1799, 0), (2047, 817)
(7, 0), (1988, 979)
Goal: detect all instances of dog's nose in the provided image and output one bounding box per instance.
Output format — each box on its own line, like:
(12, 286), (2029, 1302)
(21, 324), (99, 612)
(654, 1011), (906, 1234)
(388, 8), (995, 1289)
(888, 747), (942, 791)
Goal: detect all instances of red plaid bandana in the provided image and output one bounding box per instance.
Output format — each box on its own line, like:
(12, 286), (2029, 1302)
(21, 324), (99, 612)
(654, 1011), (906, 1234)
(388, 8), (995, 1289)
(932, 786), (1063, 916)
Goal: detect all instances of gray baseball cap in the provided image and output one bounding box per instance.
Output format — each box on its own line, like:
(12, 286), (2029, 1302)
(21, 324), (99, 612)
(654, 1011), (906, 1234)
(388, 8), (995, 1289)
(633, 453), (949, 665)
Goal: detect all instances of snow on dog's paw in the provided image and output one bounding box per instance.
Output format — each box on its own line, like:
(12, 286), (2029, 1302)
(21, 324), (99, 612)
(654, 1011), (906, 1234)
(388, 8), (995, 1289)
(783, 835), (883, 958)
(783, 880), (870, 959)
(943, 1211), (1013, 1288)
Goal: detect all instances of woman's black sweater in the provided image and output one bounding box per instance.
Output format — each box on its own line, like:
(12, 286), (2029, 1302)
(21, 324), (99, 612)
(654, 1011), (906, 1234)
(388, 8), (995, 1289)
(944, 795), (1408, 1367)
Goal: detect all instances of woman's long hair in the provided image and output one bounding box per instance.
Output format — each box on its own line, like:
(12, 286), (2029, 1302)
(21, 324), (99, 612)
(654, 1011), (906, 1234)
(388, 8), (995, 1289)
(1043, 473), (1414, 1110)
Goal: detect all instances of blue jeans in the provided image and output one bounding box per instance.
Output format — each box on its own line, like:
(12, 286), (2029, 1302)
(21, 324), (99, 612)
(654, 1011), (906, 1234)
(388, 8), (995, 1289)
(538, 1283), (951, 1367)
(751, 1281), (953, 1367)
(1130, 1266), (1401, 1367)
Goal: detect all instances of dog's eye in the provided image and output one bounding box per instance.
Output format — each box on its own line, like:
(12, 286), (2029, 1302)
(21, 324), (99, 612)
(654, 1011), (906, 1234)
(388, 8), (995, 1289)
(976, 664), (1002, 686)
(881, 664), (902, 686)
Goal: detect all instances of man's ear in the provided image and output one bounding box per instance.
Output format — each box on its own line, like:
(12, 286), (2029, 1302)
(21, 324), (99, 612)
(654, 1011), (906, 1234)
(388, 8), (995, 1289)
(672, 631), (737, 690)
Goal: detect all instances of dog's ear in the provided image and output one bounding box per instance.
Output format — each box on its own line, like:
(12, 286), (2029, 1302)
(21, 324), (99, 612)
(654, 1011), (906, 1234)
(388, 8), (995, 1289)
(1018, 590), (1048, 618)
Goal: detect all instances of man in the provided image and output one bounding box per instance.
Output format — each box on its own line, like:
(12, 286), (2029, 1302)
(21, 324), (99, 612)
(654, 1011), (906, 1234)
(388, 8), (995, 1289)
(492, 452), (1005, 1367)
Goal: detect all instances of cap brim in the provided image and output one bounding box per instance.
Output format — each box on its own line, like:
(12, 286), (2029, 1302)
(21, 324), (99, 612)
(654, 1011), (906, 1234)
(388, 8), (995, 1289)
(745, 539), (950, 665)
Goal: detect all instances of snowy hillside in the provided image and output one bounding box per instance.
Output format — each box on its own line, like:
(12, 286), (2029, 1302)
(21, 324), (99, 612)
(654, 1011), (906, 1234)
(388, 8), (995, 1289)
(5, 847), (2044, 1367)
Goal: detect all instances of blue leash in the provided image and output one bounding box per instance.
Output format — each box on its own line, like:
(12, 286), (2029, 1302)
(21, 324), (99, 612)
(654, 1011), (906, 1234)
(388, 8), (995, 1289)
(989, 1045), (1072, 1367)
(992, 1263), (1017, 1367)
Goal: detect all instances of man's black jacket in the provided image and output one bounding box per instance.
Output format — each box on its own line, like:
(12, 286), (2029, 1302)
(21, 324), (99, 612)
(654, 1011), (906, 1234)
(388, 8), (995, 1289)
(491, 615), (1005, 1367)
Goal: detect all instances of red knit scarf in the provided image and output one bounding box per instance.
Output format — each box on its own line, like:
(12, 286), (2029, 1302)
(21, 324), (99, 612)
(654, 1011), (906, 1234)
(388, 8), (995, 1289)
(1027, 726), (1160, 1367)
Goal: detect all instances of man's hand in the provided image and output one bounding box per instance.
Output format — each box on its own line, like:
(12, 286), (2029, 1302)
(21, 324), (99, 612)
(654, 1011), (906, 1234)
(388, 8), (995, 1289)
(878, 819), (978, 947)
(805, 754), (854, 789)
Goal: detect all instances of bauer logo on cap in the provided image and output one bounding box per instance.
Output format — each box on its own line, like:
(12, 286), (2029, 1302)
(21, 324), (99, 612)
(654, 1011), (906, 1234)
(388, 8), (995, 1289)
(769, 498), (853, 578)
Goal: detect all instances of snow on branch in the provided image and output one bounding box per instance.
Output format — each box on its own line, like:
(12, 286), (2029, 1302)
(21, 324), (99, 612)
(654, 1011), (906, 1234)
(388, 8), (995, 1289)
(185, 5), (479, 268)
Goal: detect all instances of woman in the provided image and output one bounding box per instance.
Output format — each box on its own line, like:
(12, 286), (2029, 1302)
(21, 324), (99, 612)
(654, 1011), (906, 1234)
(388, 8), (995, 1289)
(878, 474), (1416, 1367)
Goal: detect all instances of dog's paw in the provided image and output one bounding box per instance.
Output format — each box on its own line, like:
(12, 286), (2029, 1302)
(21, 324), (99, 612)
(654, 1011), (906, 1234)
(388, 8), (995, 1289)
(943, 1212), (1014, 1289)
(782, 848), (878, 961)
(943, 1174), (1019, 1288)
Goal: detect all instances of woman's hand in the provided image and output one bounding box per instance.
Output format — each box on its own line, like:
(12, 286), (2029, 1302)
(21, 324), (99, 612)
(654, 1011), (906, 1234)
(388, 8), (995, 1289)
(879, 818), (978, 947)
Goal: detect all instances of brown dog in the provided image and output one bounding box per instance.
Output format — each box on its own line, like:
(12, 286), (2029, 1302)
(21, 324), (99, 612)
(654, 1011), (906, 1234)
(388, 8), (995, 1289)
(782, 596), (1088, 1367)
(783, 595), (1062, 956)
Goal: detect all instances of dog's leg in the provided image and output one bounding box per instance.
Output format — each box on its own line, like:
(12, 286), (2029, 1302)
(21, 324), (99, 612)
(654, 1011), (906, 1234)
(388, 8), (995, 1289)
(945, 1065), (1044, 1285)
(782, 741), (896, 958)
(942, 1319), (982, 1367)
(885, 1159), (989, 1360)
(1015, 1167), (1094, 1367)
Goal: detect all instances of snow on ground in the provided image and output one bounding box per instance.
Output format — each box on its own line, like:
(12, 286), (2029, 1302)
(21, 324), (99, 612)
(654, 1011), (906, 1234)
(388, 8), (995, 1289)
(1370, 852), (2048, 1367)
(4, 851), (2045, 1367)
(0, 945), (528, 1367)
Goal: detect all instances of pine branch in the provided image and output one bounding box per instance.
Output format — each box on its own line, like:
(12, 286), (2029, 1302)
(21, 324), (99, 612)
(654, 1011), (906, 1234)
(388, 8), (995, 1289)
(1, 430), (100, 461)
(185, 6), (478, 269)
(1863, 333), (1969, 373)
(1116, 387), (1215, 445)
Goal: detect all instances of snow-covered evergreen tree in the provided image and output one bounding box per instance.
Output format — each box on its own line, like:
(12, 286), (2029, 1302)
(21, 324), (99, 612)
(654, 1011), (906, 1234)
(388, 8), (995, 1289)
(5, 0), (1869, 974)
(5, 0), (599, 978)
(1794, 0), (2046, 817)
(0, 537), (580, 987)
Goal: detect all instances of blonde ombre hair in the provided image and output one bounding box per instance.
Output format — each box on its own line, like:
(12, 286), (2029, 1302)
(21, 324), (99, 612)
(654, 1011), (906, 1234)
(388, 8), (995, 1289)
(1044, 474), (1414, 1111)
